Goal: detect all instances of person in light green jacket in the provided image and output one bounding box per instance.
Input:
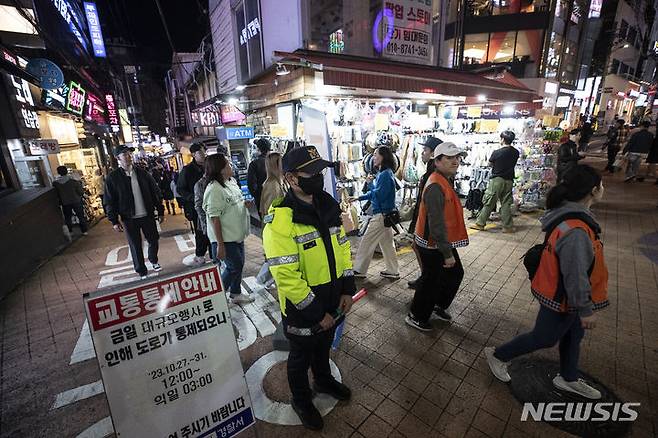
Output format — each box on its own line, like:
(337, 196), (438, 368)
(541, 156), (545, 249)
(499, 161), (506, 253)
(203, 153), (253, 304)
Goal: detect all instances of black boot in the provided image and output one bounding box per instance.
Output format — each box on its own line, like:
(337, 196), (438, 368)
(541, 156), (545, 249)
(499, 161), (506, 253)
(291, 400), (323, 431)
(313, 379), (351, 401)
(407, 277), (420, 289)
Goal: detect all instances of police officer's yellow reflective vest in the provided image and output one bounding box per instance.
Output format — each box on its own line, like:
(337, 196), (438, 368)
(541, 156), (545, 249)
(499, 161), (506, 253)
(262, 197), (353, 317)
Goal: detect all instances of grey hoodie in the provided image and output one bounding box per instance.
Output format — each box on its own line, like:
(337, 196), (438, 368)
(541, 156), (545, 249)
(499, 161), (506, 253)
(539, 201), (601, 317)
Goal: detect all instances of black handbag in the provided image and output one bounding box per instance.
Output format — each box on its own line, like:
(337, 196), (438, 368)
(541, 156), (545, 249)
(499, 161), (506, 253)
(383, 209), (401, 227)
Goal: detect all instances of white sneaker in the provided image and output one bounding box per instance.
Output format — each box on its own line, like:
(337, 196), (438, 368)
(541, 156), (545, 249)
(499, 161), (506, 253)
(193, 256), (206, 266)
(230, 294), (255, 304)
(484, 347), (511, 383)
(152, 263), (162, 272)
(553, 375), (602, 400)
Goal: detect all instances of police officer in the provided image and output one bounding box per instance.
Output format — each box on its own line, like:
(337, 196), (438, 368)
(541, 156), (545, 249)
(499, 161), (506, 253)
(263, 146), (355, 431)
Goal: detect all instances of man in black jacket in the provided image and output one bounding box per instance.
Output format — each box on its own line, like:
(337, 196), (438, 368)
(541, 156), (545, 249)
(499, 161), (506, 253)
(247, 138), (270, 218)
(557, 129), (584, 182)
(104, 145), (164, 279)
(623, 120), (654, 182)
(177, 142), (209, 264)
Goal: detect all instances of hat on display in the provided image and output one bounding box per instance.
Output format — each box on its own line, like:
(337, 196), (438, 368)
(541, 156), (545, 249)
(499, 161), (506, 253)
(432, 142), (467, 159)
(189, 143), (205, 153)
(420, 136), (443, 151)
(282, 145), (332, 174)
(113, 144), (134, 157)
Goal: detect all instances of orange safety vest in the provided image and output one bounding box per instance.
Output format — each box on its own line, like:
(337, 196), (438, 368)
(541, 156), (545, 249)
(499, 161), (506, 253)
(414, 172), (469, 249)
(531, 219), (609, 313)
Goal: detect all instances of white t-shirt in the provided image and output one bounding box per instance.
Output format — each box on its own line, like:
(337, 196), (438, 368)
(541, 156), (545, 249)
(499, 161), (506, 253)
(127, 168), (147, 218)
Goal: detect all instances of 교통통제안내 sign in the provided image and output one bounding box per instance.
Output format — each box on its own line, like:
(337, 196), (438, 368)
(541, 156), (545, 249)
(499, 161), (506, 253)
(83, 266), (255, 438)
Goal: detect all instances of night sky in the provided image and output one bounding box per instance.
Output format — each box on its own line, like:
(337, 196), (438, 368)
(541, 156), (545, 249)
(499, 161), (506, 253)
(96, 0), (208, 77)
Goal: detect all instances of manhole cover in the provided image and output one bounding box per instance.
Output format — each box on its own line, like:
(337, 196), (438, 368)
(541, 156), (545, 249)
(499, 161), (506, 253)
(508, 358), (632, 437)
(159, 229), (189, 238)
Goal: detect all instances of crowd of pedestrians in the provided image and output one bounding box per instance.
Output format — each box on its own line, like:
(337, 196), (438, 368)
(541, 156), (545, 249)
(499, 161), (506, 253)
(65, 132), (629, 431)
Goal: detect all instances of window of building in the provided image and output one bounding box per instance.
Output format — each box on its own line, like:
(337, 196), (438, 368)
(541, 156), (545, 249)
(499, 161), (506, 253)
(233, 0), (264, 82)
(545, 32), (562, 78)
(619, 19), (629, 39)
(463, 33), (489, 64)
(467, 0), (546, 16)
(514, 29), (543, 62)
(619, 63), (629, 75)
(611, 59), (620, 74)
(487, 32), (515, 62)
(628, 66), (635, 77)
(627, 27), (637, 45)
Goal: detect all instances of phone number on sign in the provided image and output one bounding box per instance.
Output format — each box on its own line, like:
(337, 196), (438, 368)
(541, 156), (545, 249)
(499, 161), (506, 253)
(386, 43), (429, 57)
(148, 351), (207, 380)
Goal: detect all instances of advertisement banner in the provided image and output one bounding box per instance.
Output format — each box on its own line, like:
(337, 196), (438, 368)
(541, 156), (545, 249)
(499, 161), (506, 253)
(29, 139), (60, 155)
(380, 0), (434, 65)
(83, 266), (255, 438)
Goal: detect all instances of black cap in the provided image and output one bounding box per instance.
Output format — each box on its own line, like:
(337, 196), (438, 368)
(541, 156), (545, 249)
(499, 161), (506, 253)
(113, 144), (134, 157)
(282, 145), (332, 174)
(189, 142), (205, 153)
(420, 136), (443, 151)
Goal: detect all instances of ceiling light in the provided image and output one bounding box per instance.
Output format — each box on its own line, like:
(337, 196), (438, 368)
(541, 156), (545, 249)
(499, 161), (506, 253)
(623, 43), (629, 48)
(276, 63), (290, 76)
(477, 95), (487, 102)
(235, 85), (246, 91)
(503, 105), (514, 114)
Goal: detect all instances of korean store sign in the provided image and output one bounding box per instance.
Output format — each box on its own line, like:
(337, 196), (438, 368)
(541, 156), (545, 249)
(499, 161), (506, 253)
(29, 139), (60, 155)
(379, 0), (434, 65)
(105, 93), (120, 132)
(83, 266), (255, 438)
(66, 81), (86, 115)
(83, 2), (107, 57)
(2, 73), (40, 138)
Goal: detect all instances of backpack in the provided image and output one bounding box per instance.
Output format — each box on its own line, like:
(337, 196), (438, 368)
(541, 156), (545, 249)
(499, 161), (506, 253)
(522, 213), (596, 280)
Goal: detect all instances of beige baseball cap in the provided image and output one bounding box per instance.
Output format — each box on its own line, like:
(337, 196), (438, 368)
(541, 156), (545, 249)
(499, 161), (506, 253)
(432, 142), (467, 159)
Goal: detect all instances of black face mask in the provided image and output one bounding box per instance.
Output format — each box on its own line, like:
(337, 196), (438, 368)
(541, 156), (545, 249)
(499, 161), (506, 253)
(297, 174), (324, 195)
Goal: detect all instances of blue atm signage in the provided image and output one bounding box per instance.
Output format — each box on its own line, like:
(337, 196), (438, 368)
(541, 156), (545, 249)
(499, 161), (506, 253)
(218, 126), (254, 141)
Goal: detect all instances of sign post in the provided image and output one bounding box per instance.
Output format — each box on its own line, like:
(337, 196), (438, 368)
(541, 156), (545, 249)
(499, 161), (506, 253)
(83, 266), (255, 438)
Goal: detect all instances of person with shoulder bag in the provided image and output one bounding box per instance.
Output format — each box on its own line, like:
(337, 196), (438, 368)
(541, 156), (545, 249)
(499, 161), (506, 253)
(485, 165), (608, 400)
(349, 146), (400, 280)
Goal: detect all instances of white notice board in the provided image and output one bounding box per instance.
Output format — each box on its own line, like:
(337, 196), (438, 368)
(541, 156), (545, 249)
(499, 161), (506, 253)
(83, 265), (255, 438)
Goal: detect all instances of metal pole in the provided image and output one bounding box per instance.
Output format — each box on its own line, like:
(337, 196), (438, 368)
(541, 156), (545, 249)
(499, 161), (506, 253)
(125, 73), (141, 146)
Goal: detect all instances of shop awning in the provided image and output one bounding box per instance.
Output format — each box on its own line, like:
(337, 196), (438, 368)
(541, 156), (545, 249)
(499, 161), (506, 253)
(274, 50), (538, 103)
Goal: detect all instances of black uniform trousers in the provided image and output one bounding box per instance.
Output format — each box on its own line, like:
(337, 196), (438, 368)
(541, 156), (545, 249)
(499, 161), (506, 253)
(123, 216), (159, 276)
(606, 147), (620, 172)
(189, 212), (210, 258)
(285, 326), (336, 405)
(410, 247), (464, 322)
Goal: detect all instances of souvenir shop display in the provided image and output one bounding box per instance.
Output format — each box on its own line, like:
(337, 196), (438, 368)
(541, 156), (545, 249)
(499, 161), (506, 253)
(514, 128), (561, 211)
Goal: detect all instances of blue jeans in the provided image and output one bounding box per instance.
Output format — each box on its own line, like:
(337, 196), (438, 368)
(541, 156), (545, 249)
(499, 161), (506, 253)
(211, 241), (245, 296)
(494, 305), (585, 381)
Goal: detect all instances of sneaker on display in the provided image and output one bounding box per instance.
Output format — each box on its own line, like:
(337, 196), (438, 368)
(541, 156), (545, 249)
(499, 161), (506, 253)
(405, 313), (432, 332)
(230, 294), (256, 304)
(484, 347), (511, 383)
(152, 263), (162, 272)
(433, 306), (452, 322)
(380, 271), (400, 279)
(552, 375), (602, 400)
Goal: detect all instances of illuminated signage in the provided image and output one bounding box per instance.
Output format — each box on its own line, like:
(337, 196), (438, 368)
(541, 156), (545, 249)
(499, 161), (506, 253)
(329, 29), (345, 54)
(191, 110), (221, 127)
(2, 48), (17, 65)
(51, 0), (87, 50)
(220, 104), (246, 124)
(66, 81), (86, 115)
(83, 2), (106, 57)
(373, 8), (395, 54)
(377, 1), (434, 65)
(239, 17), (260, 45)
(105, 93), (120, 132)
(2, 73), (40, 137)
(556, 95), (571, 108)
(85, 92), (106, 124)
(218, 126), (254, 141)
(25, 58), (65, 90)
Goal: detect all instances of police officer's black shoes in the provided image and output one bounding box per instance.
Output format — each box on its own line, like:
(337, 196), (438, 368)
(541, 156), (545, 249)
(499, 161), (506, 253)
(291, 400), (324, 431)
(407, 277), (419, 289)
(313, 379), (352, 401)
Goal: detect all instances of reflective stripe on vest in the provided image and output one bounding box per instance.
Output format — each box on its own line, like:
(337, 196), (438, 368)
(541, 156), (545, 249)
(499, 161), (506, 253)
(414, 172), (469, 249)
(531, 219), (609, 313)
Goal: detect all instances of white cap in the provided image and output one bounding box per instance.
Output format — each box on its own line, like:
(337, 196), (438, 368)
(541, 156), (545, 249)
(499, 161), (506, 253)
(432, 142), (467, 159)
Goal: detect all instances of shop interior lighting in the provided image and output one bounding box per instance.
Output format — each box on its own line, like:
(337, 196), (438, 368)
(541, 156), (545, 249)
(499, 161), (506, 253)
(235, 85), (246, 91)
(228, 98), (239, 105)
(276, 63), (290, 76)
(416, 100), (427, 104)
(503, 105), (514, 114)
(477, 95), (487, 102)
(463, 48), (485, 59)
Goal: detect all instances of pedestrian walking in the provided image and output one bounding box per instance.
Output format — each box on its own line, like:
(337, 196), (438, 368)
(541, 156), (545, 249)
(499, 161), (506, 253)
(556, 129), (584, 182)
(171, 172), (183, 211)
(406, 142), (468, 331)
(53, 166), (89, 235)
(157, 166), (176, 215)
(247, 138), (270, 218)
(622, 120), (653, 182)
(91, 167), (105, 208)
(485, 164), (608, 400)
(578, 119), (593, 152)
(202, 153), (253, 304)
(605, 119), (629, 173)
(259, 152), (285, 218)
(177, 143), (210, 264)
(408, 136), (442, 289)
(263, 145), (355, 431)
(351, 146), (400, 279)
(470, 130), (519, 233)
(104, 145), (164, 279)
(647, 134), (658, 184)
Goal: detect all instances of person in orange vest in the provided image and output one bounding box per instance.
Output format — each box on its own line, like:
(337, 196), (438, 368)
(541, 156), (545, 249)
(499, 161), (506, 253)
(406, 142), (468, 331)
(485, 164), (608, 400)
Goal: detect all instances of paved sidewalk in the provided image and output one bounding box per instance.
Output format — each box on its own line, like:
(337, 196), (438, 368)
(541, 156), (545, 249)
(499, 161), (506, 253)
(1, 164), (657, 437)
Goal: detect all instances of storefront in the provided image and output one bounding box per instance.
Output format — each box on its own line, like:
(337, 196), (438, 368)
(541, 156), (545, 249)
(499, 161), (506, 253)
(236, 50), (555, 221)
